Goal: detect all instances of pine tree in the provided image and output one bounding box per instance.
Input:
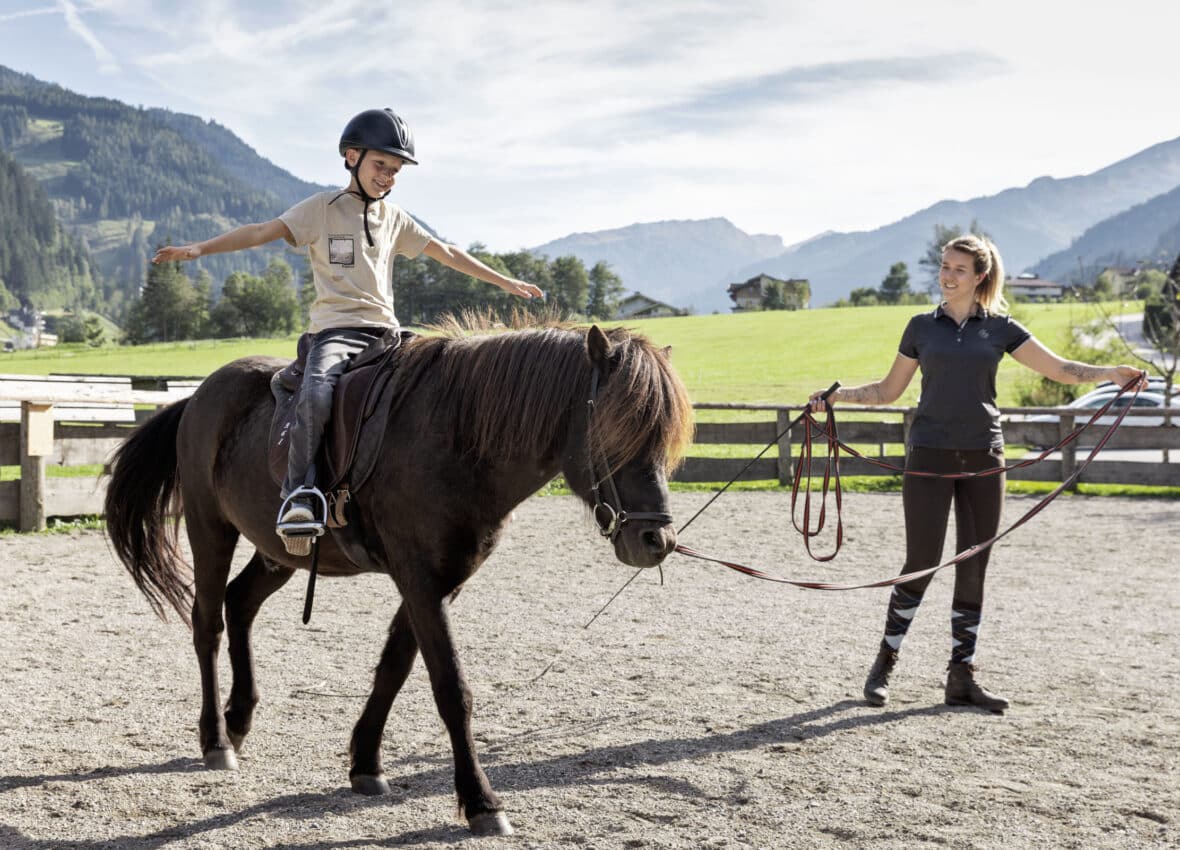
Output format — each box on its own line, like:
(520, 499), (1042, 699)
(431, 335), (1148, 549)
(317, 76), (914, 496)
(587, 261), (625, 319)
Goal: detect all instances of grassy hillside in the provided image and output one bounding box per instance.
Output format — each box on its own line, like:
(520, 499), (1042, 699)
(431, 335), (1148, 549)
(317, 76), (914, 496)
(0, 302), (1120, 406)
(0, 65), (324, 315)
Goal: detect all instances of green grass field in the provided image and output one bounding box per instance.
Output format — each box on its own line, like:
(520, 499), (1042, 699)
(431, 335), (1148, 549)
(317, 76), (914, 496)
(8, 301), (1171, 501)
(1, 300), (1120, 406)
(0, 336), (299, 377)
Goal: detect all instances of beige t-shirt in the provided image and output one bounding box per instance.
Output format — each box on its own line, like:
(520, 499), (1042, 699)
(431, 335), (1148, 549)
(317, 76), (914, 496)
(281, 190), (432, 332)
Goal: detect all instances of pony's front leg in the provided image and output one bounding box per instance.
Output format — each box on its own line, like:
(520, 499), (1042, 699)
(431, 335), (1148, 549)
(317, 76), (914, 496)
(349, 602), (419, 795)
(407, 590), (511, 836)
(224, 552), (294, 753)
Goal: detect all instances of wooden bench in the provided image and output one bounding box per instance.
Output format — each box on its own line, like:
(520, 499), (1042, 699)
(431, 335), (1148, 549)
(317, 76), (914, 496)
(0, 374), (200, 531)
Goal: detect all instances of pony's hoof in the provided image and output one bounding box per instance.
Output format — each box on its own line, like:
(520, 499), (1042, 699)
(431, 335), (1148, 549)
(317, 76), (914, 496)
(203, 748), (238, 771)
(469, 811), (514, 836)
(227, 729), (245, 752)
(350, 773), (391, 795)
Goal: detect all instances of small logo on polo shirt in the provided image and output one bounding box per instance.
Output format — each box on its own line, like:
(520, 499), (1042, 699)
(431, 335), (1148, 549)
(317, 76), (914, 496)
(978, 328), (990, 339)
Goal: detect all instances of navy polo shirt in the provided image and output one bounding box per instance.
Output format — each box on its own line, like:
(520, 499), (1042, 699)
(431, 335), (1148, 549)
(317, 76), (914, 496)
(898, 305), (1031, 450)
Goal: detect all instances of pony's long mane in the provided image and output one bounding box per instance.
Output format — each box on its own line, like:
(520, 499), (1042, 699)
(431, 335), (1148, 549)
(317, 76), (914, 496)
(390, 324), (693, 472)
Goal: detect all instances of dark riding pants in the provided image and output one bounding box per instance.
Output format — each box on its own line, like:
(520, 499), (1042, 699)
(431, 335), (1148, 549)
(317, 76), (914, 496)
(282, 327), (384, 497)
(897, 446), (1006, 609)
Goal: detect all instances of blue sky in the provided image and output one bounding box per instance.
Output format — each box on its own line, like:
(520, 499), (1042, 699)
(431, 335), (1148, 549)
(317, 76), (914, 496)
(2, 1), (1178, 252)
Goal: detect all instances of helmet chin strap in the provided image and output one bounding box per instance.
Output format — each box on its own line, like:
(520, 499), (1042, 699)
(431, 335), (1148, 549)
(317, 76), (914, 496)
(346, 149), (391, 247)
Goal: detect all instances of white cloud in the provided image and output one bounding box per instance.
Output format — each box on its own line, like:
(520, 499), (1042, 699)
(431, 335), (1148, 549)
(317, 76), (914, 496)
(58, 0), (119, 73)
(3, 0), (1179, 250)
(0, 6), (57, 23)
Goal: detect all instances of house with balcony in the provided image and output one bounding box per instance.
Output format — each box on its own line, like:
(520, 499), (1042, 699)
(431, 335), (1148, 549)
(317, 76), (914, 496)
(726, 274), (810, 311)
(1006, 273), (1071, 302)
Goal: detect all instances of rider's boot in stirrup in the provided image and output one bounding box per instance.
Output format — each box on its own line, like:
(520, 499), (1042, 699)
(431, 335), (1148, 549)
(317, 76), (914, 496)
(276, 486), (327, 556)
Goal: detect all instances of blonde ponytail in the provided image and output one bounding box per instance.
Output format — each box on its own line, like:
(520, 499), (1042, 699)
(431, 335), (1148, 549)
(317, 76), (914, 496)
(944, 234), (1008, 314)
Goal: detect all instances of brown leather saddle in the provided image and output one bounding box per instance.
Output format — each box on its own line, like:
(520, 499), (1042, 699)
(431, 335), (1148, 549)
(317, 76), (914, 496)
(268, 328), (414, 526)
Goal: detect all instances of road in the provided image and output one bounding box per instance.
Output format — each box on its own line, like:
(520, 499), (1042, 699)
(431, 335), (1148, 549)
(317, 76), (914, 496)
(1040, 447), (1176, 463)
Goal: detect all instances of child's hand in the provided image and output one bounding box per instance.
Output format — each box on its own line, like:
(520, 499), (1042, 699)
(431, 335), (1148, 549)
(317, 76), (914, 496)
(152, 244), (201, 264)
(502, 278), (544, 299)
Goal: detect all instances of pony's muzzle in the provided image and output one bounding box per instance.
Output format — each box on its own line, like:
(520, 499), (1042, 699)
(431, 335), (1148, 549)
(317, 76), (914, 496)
(617, 521), (677, 568)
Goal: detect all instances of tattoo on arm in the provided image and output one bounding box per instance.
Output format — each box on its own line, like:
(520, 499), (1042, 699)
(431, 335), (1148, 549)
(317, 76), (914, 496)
(1062, 362), (1107, 382)
(844, 385), (883, 404)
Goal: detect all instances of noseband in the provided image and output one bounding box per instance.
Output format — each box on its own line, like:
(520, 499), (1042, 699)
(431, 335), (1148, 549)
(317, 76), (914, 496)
(586, 367), (674, 541)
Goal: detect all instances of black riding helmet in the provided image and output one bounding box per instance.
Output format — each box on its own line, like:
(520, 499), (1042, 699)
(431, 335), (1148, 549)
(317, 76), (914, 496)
(338, 108), (417, 165)
(336, 108), (417, 246)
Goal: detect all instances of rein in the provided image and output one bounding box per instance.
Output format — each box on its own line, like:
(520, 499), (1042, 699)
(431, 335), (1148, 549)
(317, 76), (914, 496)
(672, 377), (1144, 590)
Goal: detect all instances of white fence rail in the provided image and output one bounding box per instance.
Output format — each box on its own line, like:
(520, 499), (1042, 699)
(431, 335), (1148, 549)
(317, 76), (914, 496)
(1, 383), (1177, 531)
(0, 374), (199, 531)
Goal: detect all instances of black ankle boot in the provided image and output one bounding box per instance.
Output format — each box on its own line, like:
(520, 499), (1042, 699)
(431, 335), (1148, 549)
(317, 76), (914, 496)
(863, 644), (898, 706)
(945, 662), (1009, 713)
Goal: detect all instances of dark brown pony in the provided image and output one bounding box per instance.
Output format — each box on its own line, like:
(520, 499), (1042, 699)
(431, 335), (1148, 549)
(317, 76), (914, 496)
(104, 323), (693, 836)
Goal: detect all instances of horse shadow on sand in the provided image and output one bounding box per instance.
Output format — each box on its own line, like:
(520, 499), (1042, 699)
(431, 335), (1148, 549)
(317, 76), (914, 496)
(0, 698), (966, 849)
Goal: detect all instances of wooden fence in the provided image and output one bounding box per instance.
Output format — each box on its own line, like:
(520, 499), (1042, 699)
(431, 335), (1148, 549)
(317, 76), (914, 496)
(683, 403), (1180, 488)
(1, 381), (1178, 530)
(0, 375), (198, 531)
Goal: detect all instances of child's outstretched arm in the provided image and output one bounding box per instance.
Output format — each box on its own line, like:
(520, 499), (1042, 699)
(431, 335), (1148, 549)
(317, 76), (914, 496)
(152, 219), (294, 264)
(423, 240), (544, 299)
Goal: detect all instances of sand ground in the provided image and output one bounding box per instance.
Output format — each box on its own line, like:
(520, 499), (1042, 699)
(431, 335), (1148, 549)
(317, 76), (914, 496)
(0, 491), (1176, 849)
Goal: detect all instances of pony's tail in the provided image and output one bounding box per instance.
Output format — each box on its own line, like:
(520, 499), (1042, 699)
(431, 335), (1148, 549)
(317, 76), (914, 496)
(104, 399), (192, 624)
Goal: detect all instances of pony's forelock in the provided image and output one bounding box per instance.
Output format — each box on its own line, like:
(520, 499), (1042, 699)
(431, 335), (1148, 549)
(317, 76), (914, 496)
(589, 328), (695, 474)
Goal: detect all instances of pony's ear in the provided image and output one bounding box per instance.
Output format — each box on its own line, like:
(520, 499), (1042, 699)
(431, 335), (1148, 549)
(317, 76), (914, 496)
(660, 345), (672, 360)
(586, 325), (614, 368)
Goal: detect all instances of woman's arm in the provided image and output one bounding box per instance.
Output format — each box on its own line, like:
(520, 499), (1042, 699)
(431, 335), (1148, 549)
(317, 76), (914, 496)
(809, 353), (919, 410)
(1010, 337), (1145, 387)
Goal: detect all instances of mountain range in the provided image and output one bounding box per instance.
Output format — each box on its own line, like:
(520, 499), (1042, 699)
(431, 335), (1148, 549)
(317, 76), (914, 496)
(532, 219), (790, 313)
(536, 138), (1180, 312)
(0, 64), (332, 314)
(2, 63), (1179, 316)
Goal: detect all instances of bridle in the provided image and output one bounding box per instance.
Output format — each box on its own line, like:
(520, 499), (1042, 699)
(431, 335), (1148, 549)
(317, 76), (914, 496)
(586, 367), (674, 541)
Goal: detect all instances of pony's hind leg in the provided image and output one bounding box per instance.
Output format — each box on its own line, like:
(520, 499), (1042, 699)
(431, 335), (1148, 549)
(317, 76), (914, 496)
(349, 601), (419, 795)
(224, 552), (294, 753)
(187, 508), (241, 771)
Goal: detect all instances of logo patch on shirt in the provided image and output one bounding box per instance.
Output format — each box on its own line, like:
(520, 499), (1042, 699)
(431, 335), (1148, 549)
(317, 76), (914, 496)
(978, 328), (990, 339)
(328, 236), (355, 267)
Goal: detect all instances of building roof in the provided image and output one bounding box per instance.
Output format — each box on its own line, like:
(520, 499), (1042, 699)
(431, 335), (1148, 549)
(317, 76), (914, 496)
(1006, 274), (1067, 290)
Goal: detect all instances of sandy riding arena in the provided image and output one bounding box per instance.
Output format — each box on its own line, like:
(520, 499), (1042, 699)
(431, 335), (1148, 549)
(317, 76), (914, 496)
(1, 491), (1176, 849)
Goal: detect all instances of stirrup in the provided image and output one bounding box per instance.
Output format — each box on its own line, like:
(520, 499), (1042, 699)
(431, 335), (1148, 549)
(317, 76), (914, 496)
(277, 486), (328, 555)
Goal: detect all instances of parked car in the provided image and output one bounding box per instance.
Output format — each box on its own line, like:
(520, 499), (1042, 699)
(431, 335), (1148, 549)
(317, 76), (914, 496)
(1014, 391), (1178, 449)
(1096, 376), (1176, 396)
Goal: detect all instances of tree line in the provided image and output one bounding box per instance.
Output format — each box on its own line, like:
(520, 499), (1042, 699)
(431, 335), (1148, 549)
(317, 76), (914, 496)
(125, 247), (627, 344)
(0, 147), (98, 312)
